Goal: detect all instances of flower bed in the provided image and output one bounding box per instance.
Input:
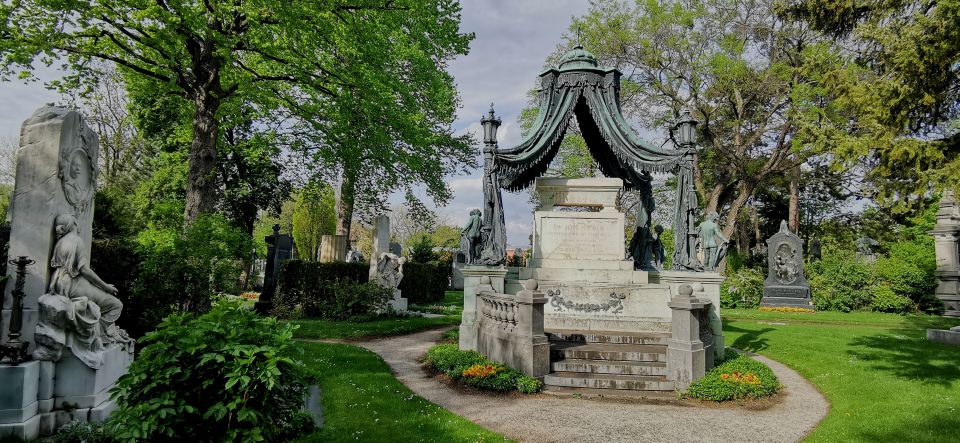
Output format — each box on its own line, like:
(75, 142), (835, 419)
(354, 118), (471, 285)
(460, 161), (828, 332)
(424, 344), (542, 394)
(759, 306), (815, 313)
(685, 350), (780, 401)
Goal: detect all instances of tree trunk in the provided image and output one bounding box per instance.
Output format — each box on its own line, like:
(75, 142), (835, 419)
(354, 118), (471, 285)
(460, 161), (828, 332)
(336, 169), (356, 237)
(183, 91), (221, 225)
(721, 181), (755, 239)
(788, 164), (800, 234)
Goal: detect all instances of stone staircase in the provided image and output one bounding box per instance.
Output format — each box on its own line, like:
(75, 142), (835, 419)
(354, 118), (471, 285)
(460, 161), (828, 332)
(543, 330), (675, 396)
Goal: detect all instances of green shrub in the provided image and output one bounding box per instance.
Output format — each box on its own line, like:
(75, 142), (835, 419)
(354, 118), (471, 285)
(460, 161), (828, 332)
(399, 262), (449, 305)
(808, 249), (874, 311)
(424, 344), (542, 394)
(869, 285), (913, 313)
(53, 421), (111, 443)
(685, 351), (780, 401)
(441, 328), (460, 343)
(272, 260), (370, 318)
(408, 233), (436, 263)
(109, 300), (314, 443)
(303, 280), (394, 320)
(134, 214), (251, 315)
(720, 267), (765, 309)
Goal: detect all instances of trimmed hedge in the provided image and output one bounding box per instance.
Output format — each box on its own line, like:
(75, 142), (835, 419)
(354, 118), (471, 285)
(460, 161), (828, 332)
(273, 259), (450, 318)
(272, 260), (371, 319)
(685, 350), (780, 401)
(424, 343), (542, 394)
(398, 262), (449, 305)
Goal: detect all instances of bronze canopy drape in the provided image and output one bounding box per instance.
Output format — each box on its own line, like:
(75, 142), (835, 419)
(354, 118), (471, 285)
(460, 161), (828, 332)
(484, 57), (701, 271)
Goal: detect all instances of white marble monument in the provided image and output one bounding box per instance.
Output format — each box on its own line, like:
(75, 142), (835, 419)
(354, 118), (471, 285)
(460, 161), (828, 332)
(368, 216), (407, 311)
(0, 107), (133, 440)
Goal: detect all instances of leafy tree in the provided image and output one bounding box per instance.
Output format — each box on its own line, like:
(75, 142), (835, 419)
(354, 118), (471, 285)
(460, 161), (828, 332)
(781, 0), (960, 210)
(430, 225), (463, 249)
(408, 233), (436, 263)
(291, 181), (336, 261)
(572, 0), (846, 239)
(0, 0), (473, 225)
(219, 118), (291, 235)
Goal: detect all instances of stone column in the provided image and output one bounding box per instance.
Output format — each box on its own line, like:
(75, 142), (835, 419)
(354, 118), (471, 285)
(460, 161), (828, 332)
(930, 192), (960, 317)
(667, 284), (709, 391)
(459, 266), (507, 351)
(656, 271), (725, 360)
(513, 280), (550, 377)
(318, 234), (348, 263)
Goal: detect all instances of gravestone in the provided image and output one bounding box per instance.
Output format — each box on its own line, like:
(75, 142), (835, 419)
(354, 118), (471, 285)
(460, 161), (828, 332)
(368, 215), (390, 281)
(1, 107), (133, 439)
(318, 234), (347, 263)
(451, 252), (466, 290)
(760, 221), (812, 308)
(255, 225), (293, 314)
(389, 242), (402, 256)
(367, 216), (406, 311)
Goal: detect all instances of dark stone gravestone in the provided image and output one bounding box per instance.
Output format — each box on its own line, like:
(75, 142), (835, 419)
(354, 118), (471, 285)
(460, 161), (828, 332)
(389, 242), (402, 256)
(760, 221), (813, 309)
(255, 224), (294, 314)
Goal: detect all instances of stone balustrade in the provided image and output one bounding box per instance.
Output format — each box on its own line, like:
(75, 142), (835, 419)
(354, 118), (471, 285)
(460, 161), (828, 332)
(472, 276), (550, 378)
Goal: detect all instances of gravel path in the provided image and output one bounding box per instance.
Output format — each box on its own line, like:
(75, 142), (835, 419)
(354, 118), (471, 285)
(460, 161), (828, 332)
(332, 328), (829, 443)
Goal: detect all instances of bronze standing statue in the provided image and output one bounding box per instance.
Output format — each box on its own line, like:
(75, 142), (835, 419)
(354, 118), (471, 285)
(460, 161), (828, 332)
(461, 209), (483, 264)
(698, 211), (729, 272)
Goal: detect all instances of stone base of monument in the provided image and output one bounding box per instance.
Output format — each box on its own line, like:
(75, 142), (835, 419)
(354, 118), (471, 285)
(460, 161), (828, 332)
(388, 290), (408, 312)
(0, 344), (132, 440)
(927, 327), (960, 346)
(760, 286), (813, 309)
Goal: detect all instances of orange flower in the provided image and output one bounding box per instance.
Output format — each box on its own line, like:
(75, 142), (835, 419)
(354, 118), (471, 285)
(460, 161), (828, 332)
(462, 364), (500, 379)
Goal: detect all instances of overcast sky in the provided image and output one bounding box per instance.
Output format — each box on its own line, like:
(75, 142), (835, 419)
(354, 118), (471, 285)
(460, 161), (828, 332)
(0, 1), (594, 247)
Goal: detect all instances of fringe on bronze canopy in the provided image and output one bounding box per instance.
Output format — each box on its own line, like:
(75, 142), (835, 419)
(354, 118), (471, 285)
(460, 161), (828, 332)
(493, 75), (689, 192)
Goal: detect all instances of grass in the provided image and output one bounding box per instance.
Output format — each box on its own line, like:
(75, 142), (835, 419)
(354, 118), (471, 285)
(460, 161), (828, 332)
(722, 308), (960, 442)
(409, 290), (465, 315)
(294, 341), (508, 442)
(290, 314), (460, 340)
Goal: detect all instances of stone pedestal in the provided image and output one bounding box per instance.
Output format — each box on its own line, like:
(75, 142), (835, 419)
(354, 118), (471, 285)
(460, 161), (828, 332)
(930, 192), (960, 316)
(459, 266), (507, 351)
(388, 290), (408, 312)
(318, 234), (348, 263)
(666, 285), (712, 391)
(654, 271), (725, 361)
(0, 361), (40, 438)
(927, 327), (960, 346)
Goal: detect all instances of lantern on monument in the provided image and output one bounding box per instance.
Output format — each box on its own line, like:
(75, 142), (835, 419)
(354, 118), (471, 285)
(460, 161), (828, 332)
(481, 103), (501, 146)
(672, 108), (698, 148)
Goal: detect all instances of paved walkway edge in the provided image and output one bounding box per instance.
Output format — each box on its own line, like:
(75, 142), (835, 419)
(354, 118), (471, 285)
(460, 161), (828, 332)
(339, 329), (830, 443)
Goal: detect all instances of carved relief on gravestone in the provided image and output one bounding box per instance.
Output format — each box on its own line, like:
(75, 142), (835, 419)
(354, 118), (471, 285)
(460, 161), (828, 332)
(761, 220), (812, 307)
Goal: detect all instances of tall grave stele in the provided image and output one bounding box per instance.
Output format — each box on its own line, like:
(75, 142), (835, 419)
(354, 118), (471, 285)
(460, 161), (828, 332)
(760, 221), (812, 308)
(1, 107), (134, 439)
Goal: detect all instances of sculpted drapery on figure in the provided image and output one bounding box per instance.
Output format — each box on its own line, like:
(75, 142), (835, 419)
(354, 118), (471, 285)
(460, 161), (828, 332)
(478, 43), (703, 270)
(34, 214), (130, 369)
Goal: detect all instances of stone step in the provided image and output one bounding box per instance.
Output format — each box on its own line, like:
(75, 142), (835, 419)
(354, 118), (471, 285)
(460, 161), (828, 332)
(543, 372), (675, 391)
(551, 359), (667, 376)
(541, 386), (678, 400)
(546, 329), (670, 345)
(550, 342), (666, 362)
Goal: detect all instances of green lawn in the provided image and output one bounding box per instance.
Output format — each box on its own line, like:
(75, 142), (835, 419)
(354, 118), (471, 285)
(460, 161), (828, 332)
(294, 341), (507, 442)
(289, 314), (460, 340)
(722, 309), (960, 442)
(408, 290), (465, 315)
